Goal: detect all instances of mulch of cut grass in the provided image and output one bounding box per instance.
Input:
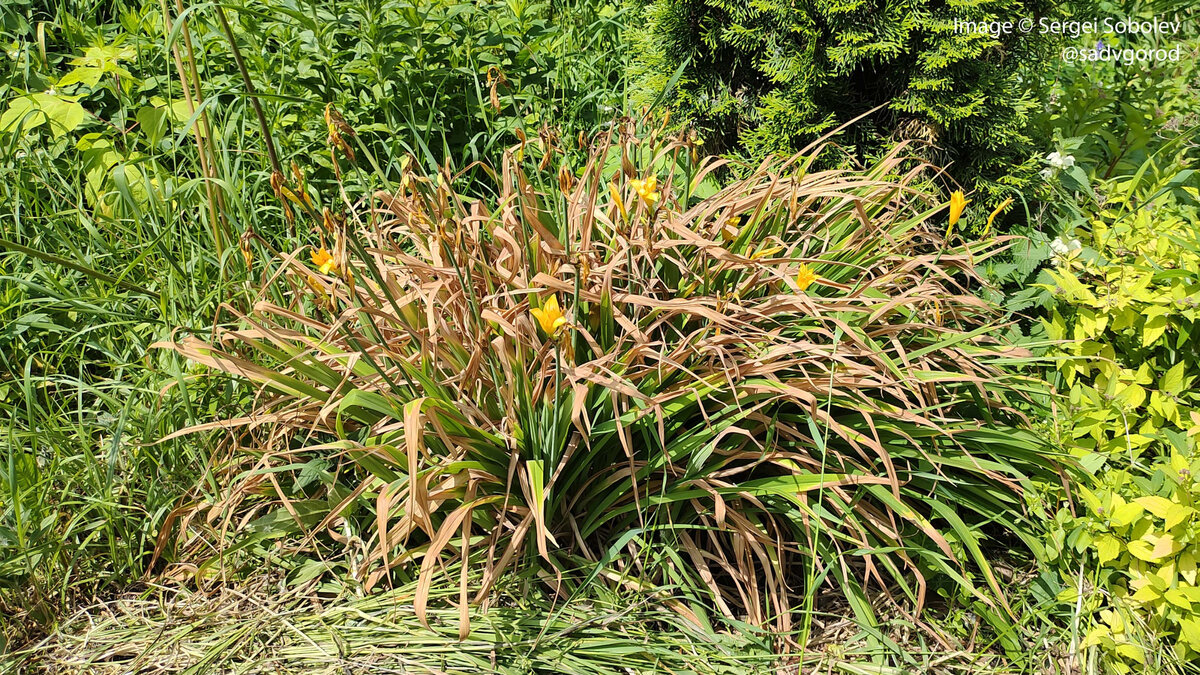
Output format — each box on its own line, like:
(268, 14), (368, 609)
(6, 573), (774, 674)
(3, 572), (1068, 675)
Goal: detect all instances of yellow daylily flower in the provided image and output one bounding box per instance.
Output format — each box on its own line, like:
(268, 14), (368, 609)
(280, 184), (313, 209)
(946, 190), (970, 238)
(531, 295), (567, 335)
(629, 175), (660, 206)
(311, 247), (337, 274)
(983, 197), (1015, 237)
(750, 245), (783, 261)
(795, 263), (818, 292)
(609, 181), (628, 220)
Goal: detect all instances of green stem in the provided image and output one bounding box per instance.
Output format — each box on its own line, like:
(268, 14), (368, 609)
(213, 5), (283, 177)
(0, 237), (161, 299)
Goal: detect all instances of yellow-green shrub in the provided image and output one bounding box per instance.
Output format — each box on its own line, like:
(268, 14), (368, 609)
(1044, 205), (1200, 457)
(1070, 456), (1200, 668)
(1042, 165), (1200, 669)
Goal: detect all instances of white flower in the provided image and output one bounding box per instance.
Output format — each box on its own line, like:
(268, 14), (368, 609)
(1041, 167), (1055, 180)
(46, 87), (57, 96)
(1046, 151), (1075, 169)
(1050, 236), (1082, 262)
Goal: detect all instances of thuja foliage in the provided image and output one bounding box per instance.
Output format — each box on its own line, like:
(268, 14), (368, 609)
(634, 0), (1059, 209)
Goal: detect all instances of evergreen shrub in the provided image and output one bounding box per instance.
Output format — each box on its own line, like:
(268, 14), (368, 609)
(635, 0), (1060, 208)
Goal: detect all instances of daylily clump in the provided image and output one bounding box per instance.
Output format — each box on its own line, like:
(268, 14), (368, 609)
(163, 124), (1065, 652)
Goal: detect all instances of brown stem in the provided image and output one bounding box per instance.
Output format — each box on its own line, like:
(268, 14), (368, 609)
(159, 0), (228, 254)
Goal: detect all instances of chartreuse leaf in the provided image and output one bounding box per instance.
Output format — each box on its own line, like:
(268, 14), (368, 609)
(1160, 361), (1187, 395)
(1164, 587), (1192, 610)
(1142, 306), (1171, 346)
(1180, 617), (1200, 651)
(1127, 533), (1182, 562)
(1110, 501), (1145, 528)
(1134, 495), (1175, 519)
(1095, 534), (1122, 564)
(1114, 643), (1146, 664)
(1, 93), (86, 137)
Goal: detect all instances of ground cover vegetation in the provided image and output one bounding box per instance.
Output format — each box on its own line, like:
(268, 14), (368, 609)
(1, 0), (1199, 672)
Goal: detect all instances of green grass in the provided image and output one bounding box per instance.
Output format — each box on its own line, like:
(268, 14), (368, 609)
(0, 115), (241, 646)
(0, 0), (629, 651)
